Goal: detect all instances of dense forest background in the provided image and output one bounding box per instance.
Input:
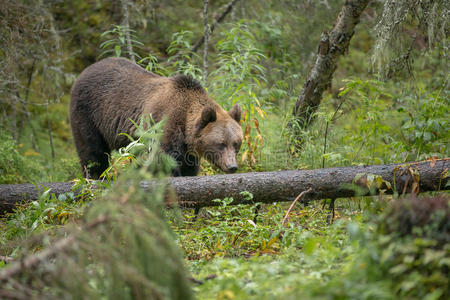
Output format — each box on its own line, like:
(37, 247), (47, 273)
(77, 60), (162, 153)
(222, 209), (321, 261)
(0, 0), (449, 299)
(1, 0), (447, 183)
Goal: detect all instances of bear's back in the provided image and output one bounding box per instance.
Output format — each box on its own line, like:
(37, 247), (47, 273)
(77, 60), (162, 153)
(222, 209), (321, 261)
(71, 57), (166, 102)
(70, 58), (173, 148)
(70, 58), (213, 150)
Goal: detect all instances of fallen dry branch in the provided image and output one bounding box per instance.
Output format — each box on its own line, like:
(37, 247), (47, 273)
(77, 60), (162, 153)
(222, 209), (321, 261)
(282, 188), (312, 226)
(0, 159), (448, 214)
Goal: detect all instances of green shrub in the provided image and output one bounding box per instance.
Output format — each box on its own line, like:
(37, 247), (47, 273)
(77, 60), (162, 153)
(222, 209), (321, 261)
(339, 194), (450, 300)
(375, 194), (450, 298)
(0, 132), (42, 184)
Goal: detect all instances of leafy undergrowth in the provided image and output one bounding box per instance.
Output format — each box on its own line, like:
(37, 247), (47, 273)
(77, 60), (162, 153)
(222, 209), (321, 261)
(1, 116), (447, 299)
(170, 198), (372, 299)
(170, 193), (449, 300)
(172, 198), (356, 260)
(1, 184), (448, 299)
(0, 193), (364, 298)
(0, 181), (96, 256)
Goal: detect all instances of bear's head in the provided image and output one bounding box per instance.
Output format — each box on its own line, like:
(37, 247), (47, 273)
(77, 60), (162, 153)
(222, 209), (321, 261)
(194, 104), (243, 173)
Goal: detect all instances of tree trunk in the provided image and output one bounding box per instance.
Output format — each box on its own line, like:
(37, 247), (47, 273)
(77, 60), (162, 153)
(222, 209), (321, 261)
(1, 159), (448, 214)
(10, 97), (18, 143)
(292, 0), (370, 128)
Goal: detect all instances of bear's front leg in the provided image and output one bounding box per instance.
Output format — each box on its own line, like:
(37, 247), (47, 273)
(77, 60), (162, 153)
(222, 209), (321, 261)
(175, 152), (200, 177)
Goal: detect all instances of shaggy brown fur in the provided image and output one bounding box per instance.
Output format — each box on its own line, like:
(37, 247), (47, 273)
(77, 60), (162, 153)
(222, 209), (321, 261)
(70, 57), (243, 178)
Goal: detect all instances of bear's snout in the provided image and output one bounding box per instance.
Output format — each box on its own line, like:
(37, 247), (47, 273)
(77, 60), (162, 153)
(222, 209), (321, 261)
(219, 149), (238, 174)
(225, 165), (238, 174)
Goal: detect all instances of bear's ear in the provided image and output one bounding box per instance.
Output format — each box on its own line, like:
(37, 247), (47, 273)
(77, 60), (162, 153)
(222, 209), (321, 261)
(199, 106), (217, 129)
(228, 104), (242, 123)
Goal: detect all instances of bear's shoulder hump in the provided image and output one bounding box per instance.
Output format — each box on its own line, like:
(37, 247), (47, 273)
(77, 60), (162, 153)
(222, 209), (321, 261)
(172, 74), (204, 92)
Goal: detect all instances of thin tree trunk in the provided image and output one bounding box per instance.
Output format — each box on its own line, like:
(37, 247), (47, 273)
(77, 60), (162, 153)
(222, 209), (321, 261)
(10, 97), (17, 143)
(191, 0), (240, 54)
(203, 0), (210, 83)
(46, 101), (55, 163)
(17, 59), (35, 142)
(292, 0), (370, 129)
(240, 0), (246, 20)
(322, 96), (347, 168)
(120, 0), (135, 63)
(18, 59), (40, 151)
(1, 159), (448, 214)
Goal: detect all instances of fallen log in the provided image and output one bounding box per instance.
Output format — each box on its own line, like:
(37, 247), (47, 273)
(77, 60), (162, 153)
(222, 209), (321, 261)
(0, 159), (448, 214)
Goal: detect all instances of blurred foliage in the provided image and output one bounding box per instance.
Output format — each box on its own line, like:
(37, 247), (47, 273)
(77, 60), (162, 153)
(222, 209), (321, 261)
(349, 194), (450, 300)
(0, 132), (41, 184)
(0, 117), (192, 300)
(99, 25), (144, 59)
(166, 30), (203, 79)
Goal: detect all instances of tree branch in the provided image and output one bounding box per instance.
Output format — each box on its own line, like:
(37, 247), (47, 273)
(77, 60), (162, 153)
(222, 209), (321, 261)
(282, 188), (312, 226)
(191, 0), (240, 54)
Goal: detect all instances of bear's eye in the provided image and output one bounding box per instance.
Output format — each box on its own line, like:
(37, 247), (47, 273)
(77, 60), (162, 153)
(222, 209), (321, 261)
(218, 143), (226, 150)
(233, 142), (240, 151)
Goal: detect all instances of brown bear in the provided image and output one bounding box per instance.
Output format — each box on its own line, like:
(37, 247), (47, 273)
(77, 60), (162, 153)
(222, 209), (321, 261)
(70, 57), (243, 178)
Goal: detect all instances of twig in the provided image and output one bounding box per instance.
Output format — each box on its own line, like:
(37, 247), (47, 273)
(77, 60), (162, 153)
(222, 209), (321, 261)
(0, 289), (25, 300)
(10, 97), (17, 143)
(253, 203), (261, 223)
(45, 99), (55, 163)
(193, 206), (201, 222)
(0, 215), (108, 282)
(351, 137), (366, 163)
(322, 120), (330, 169)
(326, 198), (336, 224)
(282, 188), (312, 226)
(191, 0), (240, 54)
(188, 274), (217, 285)
(17, 58), (37, 147)
(322, 96), (347, 168)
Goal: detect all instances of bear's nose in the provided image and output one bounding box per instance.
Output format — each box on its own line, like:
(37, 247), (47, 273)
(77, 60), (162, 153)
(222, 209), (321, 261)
(226, 165), (238, 173)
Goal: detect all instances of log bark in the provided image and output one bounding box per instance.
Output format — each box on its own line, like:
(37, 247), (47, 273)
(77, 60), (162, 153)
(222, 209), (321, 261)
(1, 159), (448, 214)
(292, 0), (370, 128)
